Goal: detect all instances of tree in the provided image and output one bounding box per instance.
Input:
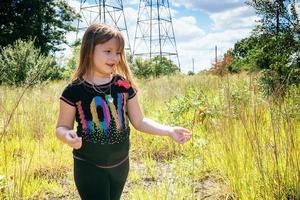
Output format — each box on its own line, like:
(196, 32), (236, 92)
(152, 56), (180, 77)
(64, 41), (81, 79)
(211, 49), (234, 76)
(131, 56), (180, 79)
(229, 34), (273, 72)
(187, 71), (195, 76)
(0, 0), (79, 55)
(246, 0), (300, 36)
(131, 57), (153, 79)
(235, 0), (300, 99)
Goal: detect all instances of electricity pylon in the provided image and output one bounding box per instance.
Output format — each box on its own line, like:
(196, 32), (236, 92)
(76, 0), (131, 52)
(133, 0), (180, 70)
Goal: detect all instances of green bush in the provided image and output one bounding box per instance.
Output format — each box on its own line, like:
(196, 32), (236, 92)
(187, 71), (195, 76)
(131, 57), (153, 79)
(131, 56), (180, 79)
(0, 39), (62, 86)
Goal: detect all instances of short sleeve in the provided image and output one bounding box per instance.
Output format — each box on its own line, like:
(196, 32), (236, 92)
(116, 74), (138, 100)
(127, 86), (137, 100)
(60, 84), (76, 107)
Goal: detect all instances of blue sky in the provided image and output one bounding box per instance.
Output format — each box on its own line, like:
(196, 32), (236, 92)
(60, 0), (299, 73)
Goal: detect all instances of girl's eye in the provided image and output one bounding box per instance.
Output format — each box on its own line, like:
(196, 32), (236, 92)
(117, 52), (121, 55)
(105, 50), (111, 53)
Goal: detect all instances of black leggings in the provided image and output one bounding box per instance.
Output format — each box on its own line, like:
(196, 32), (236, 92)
(73, 157), (129, 200)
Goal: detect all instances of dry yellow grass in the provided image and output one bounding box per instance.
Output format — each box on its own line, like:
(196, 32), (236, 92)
(0, 72), (299, 199)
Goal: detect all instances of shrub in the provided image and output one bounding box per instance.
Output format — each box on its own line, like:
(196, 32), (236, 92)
(0, 39), (61, 86)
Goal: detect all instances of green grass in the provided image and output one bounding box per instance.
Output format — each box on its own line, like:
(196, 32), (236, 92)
(0, 72), (299, 199)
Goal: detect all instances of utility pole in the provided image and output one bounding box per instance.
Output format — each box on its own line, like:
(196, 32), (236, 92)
(215, 45), (218, 65)
(192, 58), (195, 73)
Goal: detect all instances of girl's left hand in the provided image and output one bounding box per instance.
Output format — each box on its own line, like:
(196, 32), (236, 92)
(168, 126), (192, 144)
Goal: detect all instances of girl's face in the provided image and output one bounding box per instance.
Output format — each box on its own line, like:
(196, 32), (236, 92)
(92, 37), (121, 77)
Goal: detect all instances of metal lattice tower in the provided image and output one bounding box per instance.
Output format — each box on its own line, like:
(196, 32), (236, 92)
(133, 0), (180, 70)
(76, 0), (131, 52)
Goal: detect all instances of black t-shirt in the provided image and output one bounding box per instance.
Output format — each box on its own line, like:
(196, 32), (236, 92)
(59, 74), (137, 165)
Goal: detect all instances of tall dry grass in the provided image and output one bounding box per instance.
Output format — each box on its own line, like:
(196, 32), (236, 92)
(0, 72), (299, 199)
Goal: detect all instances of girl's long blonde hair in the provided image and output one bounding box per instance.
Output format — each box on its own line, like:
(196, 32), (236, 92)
(72, 23), (137, 90)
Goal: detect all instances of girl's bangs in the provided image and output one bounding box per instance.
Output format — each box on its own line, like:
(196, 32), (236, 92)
(93, 31), (124, 52)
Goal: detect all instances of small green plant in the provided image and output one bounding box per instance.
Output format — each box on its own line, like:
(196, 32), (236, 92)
(165, 85), (211, 127)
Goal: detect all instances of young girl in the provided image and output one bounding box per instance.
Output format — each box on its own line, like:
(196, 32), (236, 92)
(56, 23), (192, 200)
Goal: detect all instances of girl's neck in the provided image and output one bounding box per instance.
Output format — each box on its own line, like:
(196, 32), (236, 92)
(83, 73), (113, 85)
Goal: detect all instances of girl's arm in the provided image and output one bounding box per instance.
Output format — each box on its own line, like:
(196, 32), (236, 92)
(56, 100), (82, 149)
(127, 94), (192, 144)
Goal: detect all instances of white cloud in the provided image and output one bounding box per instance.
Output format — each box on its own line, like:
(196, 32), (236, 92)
(173, 16), (205, 41)
(176, 28), (253, 72)
(172, 0), (245, 13)
(209, 6), (258, 31)
(123, 7), (138, 49)
(66, 0), (81, 13)
(179, 29), (252, 51)
(126, 0), (139, 6)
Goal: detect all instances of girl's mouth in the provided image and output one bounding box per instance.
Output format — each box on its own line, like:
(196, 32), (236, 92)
(106, 64), (114, 68)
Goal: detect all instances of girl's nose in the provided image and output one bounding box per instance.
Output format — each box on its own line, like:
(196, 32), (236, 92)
(110, 54), (119, 62)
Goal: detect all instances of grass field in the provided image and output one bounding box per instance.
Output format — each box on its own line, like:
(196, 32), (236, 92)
(0, 72), (299, 199)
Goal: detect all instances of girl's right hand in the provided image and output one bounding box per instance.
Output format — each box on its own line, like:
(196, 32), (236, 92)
(64, 130), (82, 149)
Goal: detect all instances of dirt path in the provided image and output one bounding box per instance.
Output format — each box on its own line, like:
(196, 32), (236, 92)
(29, 161), (229, 200)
